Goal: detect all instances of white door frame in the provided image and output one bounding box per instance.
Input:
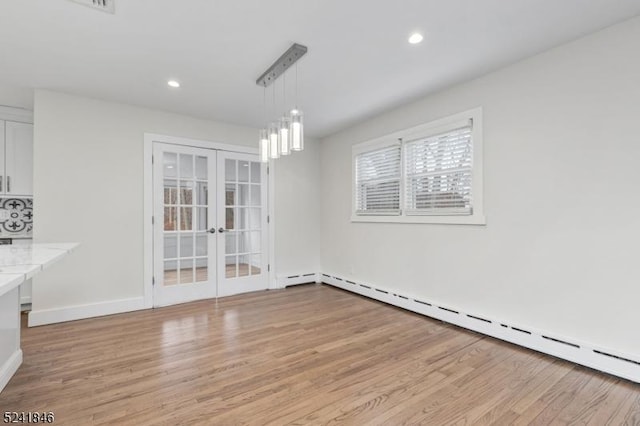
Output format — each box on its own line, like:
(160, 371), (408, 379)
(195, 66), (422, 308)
(143, 133), (276, 309)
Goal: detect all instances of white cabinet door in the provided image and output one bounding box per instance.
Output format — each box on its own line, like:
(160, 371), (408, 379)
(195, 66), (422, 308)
(4, 121), (33, 196)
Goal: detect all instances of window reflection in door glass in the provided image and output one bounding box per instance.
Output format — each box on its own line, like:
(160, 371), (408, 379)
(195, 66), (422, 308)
(196, 207), (207, 231)
(180, 154), (194, 178)
(225, 159), (236, 182)
(180, 234), (194, 258)
(238, 161), (249, 182)
(238, 254), (251, 277)
(226, 255), (237, 278)
(164, 153), (177, 178)
(195, 156), (207, 180)
(251, 254), (261, 275)
(195, 258), (207, 282)
(180, 259), (194, 284)
(180, 207), (193, 230)
(180, 181), (193, 205)
(250, 162), (261, 183)
(164, 207), (177, 231)
(164, 235), (177, 259)
(164, 260), (178, 286)
(164, 180), (177, 204)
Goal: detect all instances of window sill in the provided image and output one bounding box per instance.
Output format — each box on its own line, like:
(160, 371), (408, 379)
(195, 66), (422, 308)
(350, 214), (486, 225)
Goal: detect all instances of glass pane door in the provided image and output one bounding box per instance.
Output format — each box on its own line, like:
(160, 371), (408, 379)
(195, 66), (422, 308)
(153, 143), (216, 307)
(217, 152), (268, 297)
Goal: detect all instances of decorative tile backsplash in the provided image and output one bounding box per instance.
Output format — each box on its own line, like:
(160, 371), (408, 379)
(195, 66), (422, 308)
(0, 198), (33, 237)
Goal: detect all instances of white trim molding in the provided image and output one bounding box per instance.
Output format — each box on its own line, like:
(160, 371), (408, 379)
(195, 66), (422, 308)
(0, 106), (33, 124)
(28, 297), (147, 327)
(321, 273), (640, 384)
(0, 349), (22, 393)
(144, 133), (257, 154)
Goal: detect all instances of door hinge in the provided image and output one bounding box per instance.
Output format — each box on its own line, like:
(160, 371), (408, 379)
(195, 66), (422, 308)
(268, 264), (270, 272)
(152, 155), (154, 164)
(152, 216), (155, 225)
(267, 215), (270, 224)
(267, 166), (269, 175)
(152, 276), (155, 286)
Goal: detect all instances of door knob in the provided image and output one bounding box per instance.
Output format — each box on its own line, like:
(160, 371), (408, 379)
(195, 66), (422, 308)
(208, 228), (216, 234)
(218, 227), (225, 233)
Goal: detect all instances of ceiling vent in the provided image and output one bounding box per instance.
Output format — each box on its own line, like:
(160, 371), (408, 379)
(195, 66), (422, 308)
(68, 0), (115, 14)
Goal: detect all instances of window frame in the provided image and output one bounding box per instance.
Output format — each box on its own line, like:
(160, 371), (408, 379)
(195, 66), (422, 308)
(351, 107), (485, 225)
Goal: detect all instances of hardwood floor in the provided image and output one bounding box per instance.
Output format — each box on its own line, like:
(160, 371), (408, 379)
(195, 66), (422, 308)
(1, 284), (639, 425)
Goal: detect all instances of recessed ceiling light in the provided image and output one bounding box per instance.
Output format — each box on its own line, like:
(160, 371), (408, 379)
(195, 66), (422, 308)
(408, 33), (424, 44)
(167, 80), (180, 88)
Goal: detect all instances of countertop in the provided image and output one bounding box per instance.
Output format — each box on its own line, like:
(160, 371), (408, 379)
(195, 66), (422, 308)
(0, 243), (79, 297)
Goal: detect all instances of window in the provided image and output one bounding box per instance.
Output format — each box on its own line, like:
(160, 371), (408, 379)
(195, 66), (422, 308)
(352, 108), (484, 225)
(405, 124), (472, 215)
(354, 145), (401, 214)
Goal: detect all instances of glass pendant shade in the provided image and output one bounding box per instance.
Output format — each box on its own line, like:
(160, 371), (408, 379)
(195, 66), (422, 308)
(259, 129), (269, 163)
(269, 123), (280, 159)
(290, 109), (304, 151)
(279, 116), (291, 155)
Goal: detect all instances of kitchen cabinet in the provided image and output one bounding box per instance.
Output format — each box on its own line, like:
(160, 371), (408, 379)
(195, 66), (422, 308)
(0, 120), (33, 197)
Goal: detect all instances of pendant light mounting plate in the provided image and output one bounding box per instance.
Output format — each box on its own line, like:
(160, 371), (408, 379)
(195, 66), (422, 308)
(256, 43), (307, 87)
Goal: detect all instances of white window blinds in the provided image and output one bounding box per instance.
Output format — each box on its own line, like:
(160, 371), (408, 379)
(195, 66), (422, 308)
(405, 122), (473, 215)
(355, 145), (401, 215)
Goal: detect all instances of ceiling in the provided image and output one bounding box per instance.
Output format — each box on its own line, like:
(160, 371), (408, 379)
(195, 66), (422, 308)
(1, 1), (639, 137)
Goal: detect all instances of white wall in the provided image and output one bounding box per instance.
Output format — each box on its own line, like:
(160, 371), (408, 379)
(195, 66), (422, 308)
(320, 16), (640, 356)
(273, 141), (321, 277)
(32, 90), (320, 318)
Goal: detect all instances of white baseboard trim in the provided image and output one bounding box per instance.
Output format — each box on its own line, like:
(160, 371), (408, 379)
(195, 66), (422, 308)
(321, 273), (640, 384)
(28, 297), (147, 327)
(0, 349), (23, 393)
(20, 296), (31, 305)
(277, 272), (321, 288)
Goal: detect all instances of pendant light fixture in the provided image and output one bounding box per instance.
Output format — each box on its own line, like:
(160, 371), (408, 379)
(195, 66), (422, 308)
(256, 43), (307, 162)
(290, 109), (303, 151)
(259, 88), (270, 163)
(279, 74), (291, 155)
(259, 128), (269, 163)
(269, 83), (280, 159)
(269, 122), (280, 159)
(279, 116), (291, 155)
(290, 62), (304, 151)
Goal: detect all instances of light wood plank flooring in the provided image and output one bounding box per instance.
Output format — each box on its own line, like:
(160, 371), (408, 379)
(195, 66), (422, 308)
(1, 284), (639, 425)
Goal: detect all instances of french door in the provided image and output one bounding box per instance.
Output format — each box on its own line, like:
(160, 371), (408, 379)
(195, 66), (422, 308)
(217, 151), (268, 297)
(153, 143), (268, 307)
